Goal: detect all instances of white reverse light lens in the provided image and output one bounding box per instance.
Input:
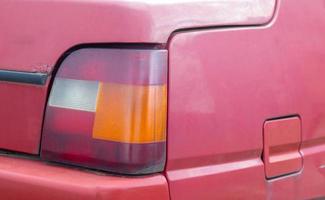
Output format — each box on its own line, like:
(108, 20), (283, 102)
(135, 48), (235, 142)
(49, 78), (99, 112)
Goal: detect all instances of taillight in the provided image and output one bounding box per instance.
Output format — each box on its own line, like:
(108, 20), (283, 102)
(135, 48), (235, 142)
(41, 48), (167, 175)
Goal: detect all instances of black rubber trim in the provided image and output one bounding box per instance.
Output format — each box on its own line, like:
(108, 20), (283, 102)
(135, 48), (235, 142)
(0, 70), (48, 85)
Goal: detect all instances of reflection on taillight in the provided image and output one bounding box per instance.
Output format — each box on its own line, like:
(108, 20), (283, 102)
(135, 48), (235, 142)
(41, 48), (167, 174)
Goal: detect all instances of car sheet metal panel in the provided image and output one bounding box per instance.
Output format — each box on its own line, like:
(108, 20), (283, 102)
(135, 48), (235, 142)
(167, 0), (325, 199)
(0, 0), (276, 73)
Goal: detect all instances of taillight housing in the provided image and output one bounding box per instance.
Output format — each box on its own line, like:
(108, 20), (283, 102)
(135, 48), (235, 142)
(41, 48), (167, 175)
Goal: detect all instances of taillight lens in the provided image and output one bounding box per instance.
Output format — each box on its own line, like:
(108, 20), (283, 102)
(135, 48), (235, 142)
(41, 48), (167, 175)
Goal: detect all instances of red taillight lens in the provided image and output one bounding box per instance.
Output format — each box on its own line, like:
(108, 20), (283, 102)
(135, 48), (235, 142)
(41, 48), (167, 175)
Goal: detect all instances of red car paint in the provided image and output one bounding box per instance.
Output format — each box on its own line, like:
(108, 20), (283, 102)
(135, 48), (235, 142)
(0, 156), (169, 200)
(263, 117), (303, 179)
(0, 0), (324, 199)
(0, 0), (275, 72)
(0, 0), (275, 155)
(167, 0), (325, 198)
(0, 81), (49, 153)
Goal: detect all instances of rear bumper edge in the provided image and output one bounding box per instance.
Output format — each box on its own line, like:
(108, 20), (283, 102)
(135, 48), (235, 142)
(0, 155), (169, 200)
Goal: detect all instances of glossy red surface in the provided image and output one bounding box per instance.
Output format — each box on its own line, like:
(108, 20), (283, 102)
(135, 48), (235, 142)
(0, 0), (275, 73)
(263, 117), (303, 179)
(167, 0), (325, 199)
(0, 155), (169, 200)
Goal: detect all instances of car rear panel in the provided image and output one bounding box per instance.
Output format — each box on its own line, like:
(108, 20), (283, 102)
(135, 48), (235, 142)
(0, 0), (276, 72)
(0, 155), (169, 200)
(0, 78), (49, 154)
(3, 0), (325, 199)
(167, 0), (325, 199)
(0, 0), (276, 154)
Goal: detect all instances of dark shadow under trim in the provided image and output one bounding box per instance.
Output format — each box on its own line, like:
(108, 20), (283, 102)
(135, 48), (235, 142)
(0, 70), (48, 85)
(266, 114), (300, 121)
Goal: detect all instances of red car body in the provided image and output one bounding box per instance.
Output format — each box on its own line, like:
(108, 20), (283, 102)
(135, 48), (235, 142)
(0, 0), (325, 199)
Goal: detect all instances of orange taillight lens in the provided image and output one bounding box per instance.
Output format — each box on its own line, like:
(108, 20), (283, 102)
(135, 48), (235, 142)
(93, 83), (167, 143)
